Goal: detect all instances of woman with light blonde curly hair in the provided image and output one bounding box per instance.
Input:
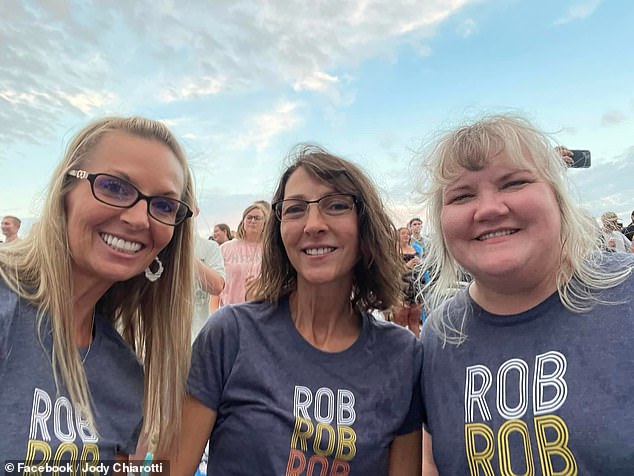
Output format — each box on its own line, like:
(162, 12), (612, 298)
(418, 114), (634, 474)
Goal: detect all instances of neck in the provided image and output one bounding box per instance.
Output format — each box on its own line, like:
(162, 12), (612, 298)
(243, 232), (260, 243)
(469, 273), (558, 315)
(289, 285), (360, 352)
(71, 271), (109, 347)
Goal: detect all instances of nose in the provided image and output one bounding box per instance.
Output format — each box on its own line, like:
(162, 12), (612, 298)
(472, 191), (509, 222)
(119, 200), (151, 229)
(303, 203), (328, 233)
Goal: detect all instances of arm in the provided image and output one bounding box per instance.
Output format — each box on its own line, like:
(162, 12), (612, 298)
(164, 395), (217, 476)
(209, 294), (220, 313)
(422, 428), (439, 476)
(388, 429), (422, 476)
(196, 259), (225, 295)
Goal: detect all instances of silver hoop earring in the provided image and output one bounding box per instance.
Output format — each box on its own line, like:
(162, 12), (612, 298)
(145, 256), (164, 282)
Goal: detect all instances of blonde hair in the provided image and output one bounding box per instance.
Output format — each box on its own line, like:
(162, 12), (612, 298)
(420, 114), (632, 344)
(0, 116), (195, 453)
(235, 203), (269, 240)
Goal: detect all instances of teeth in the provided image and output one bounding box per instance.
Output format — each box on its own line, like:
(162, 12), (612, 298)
(100, 233), (143, 254)
(304, 247), (335, 256)
(478, 230), (516, 241)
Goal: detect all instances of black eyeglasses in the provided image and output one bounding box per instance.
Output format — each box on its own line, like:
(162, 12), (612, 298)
(67, 169), (193, 226)
(273, 193), (359, 222)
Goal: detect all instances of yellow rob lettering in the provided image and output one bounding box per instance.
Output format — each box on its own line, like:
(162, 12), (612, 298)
(290, 417), (314, 452)
(335, 426), (357, 461)
(497, 419), (535, 476)
(25, 440), (52, 471)
(313, 422), (336, 456)
(534, 415), (578, 476)
(465, 423), (495, 476)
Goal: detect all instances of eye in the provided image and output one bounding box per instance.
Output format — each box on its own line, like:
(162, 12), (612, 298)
(282, 201), (307, 217)
(151, 198), (178, 216)
(322, 195), (354, 214)
(502, 179), (529, 189)
(95, 176), (136, 199)
(447, 193), (473, 204)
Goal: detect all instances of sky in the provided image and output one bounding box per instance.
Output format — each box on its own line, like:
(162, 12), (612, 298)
(2, 0), (633, 237)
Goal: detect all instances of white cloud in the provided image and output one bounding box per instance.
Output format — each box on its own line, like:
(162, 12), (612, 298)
(161, 76), (228, 102)
(554, 0), (603, 25)
(601, 110), (627, 126)
(59, 90), (116, 114)
(1, 0), (477, 145)
(234, 100), (302, 152)
(293, 72), (339, 92)
(457, 18), (478, 38)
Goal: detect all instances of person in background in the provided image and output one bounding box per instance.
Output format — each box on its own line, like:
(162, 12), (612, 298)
(168, 145), (422, 475)
(193, 226), (225, 341)
(212, 223), (232, 245)
(601, 211), (631, 253)
(1, 215), (21, 243)
(0, 117), (196, 461)
(418, 114), (634, 474)
(623, 210), (634, 241)
(407, 217), (426, 250)
(392, 226), (423, 337)
(218, 202), (268, 306)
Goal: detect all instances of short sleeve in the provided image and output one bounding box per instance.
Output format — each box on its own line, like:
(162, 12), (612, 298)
(188, 306), (240, 410)
(0, 280), (18, 365)
(396, 336), (424, 435)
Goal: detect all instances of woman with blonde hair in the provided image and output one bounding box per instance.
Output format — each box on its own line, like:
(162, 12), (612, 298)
(600, 211), (631, 253)
(419, 114), (634, 474)
(0, 117), (196, 461)
(170, 145), (422, 475)
(218, 202), (268, 305)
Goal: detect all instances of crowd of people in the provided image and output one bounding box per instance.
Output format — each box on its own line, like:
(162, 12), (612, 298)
(1, 113), (632, 474)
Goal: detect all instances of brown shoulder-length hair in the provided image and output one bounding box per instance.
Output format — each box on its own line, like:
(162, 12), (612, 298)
(255, 144), (403, 312)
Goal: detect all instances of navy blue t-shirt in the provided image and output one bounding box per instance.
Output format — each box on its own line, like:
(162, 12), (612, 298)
(0, 280), (144, 465)
(421, 254), (634, 474)
(189, 296), (423, 475)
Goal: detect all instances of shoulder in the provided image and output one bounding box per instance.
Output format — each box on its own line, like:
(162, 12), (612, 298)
(597, 251), (634, 272)
(366, 313), (422, 351)
(421, 288), (471, 345)
(197, 300), (282, 340)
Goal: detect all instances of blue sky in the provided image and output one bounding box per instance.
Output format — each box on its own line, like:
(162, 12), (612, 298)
(2, 0), (633, 237)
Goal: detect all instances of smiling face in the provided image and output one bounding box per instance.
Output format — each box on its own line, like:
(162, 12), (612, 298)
(280, 167), (359, 290)
(65, 131), (185, 289)
(213, 225), (227, 244)
(440, 150), (561, 291)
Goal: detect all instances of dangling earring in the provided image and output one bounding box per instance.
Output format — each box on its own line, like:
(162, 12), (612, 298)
(145, 256), (164, 282)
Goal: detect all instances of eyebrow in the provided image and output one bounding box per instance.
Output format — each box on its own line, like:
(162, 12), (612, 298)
(283, 191), (338, 200)
(107, 170), (181, 198)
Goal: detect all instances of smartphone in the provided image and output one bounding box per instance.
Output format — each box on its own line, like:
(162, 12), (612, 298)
(570, 150), (591, 168)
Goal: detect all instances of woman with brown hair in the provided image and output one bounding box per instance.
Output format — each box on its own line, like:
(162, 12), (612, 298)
(169, 145), (422, 475)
